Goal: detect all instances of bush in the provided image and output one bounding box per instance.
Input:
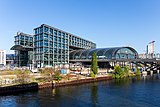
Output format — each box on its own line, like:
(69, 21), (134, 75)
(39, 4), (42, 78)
(54, 71), (62, 82)
(113, 65), (131, 79)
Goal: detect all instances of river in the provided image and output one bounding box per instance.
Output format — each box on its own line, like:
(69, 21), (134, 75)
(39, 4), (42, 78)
(1, 74), (160, 107)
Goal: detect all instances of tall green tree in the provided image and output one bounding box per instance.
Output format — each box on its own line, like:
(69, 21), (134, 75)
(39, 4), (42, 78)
(135, 67), (141, 76)
(90, 52), (98, 77)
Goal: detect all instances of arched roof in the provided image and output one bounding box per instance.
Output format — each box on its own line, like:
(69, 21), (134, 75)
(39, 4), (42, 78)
(10, 45), (33, 51)
(69, 47), (138, 60)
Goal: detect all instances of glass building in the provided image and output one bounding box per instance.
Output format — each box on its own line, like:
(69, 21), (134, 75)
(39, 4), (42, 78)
(34, 24), (96, 67)
(70, 47), (138, 60)
(11, 32), (33, 67)
(11, 24), (96, 67)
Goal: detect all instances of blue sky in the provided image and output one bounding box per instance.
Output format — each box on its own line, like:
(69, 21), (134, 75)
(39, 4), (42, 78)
(0, 0), (160, 54)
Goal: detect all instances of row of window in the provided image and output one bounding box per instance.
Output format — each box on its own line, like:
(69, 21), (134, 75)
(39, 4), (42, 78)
(15, 41), (33, 47)
(35, 48), (68, 54)
(35, 26), (69, 39)
(34, 25), (96, 49)
(34, 34), (69, 43)
(35, 41), (69, 49)
(15, 35), (33, 42)
(35, 54), (68, 61)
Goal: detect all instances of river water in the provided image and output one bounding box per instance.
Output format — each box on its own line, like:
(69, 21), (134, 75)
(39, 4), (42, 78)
(1, 74), (160, 107)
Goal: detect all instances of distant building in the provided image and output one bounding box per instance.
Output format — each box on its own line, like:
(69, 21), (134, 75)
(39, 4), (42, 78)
(138, 53), (160, 59)
(0, 50), (6, 66)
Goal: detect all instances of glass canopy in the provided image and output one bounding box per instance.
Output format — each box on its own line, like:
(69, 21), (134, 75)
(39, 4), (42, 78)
(69, 47), (138, 60)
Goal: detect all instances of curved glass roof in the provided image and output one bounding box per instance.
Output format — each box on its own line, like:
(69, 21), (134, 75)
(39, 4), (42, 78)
(11, 45), (33, 51)
(69, 47), (138, 60)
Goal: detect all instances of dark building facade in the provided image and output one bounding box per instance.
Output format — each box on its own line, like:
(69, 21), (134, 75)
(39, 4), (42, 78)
(11, 32), (33, 67)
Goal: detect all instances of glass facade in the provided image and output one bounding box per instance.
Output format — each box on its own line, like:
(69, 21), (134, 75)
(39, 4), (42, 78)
(11, 32), (33, 67)
(34, 24), (96, 67)
(70, 47), (138, 60)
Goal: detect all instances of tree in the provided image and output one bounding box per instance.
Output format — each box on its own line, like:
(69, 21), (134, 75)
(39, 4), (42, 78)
(113, 65), (124, 79)
(90, 52), (98, 77)
(135, 67), (141, 76)
(123, 66), (130, 77)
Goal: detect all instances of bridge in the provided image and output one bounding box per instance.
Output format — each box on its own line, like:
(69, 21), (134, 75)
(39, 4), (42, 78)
(70, 58), (160, 72)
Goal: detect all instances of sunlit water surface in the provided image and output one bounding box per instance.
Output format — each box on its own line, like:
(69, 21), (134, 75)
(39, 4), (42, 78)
(1, 74), (160, 107)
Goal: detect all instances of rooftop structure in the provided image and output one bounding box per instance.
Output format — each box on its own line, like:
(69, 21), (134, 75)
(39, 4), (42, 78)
(70, 47), (138, 60)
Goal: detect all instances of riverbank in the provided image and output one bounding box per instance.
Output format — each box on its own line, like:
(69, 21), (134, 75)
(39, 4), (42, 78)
(38, 76), (112, 89)
(0, 76), (112, 95)
(0, 82), (38, 95)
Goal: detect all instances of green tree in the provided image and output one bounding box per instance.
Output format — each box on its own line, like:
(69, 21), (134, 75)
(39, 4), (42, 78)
(135, 67), (141, 76)
(123, 66), (130, 77)
(113, 65), (124, 79)
(90, 52), (98, 77)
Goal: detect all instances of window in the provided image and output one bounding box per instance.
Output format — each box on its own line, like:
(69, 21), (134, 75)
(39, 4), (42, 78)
(20, 35), (24, 40)
(62, 33), (65, 38)
(58, 43), (61, 49)
(40, 27), (43, 33)
(58, 31), (61, 36)
(15, 36), (19, 41)
(44, 26), (48, 33)
(54, 30), (57, 35)
(15, 41), (19, 45)
(57, 37), (61, 43)
(44, 34), (48, 40)
(40, 48), (43, 53)
(54, 43), (57, 48)
(50, 48), (53, 53)
(44, 41), (48, 47)
(50, 35), (53, 41)
(50, 42), (53, 47)
(54, 48), (57, 53)
(40, 34), (43, 40)
(25, 36), (28, 41)
(54, 36), (57, 42)
(50, 28), (53, 35)
(35, 35), (39, 41)
(40, 41), (43, 47)
(29, 37), (33, 42)
(35, 29), (38, 35)
(44, 47), (49, 53)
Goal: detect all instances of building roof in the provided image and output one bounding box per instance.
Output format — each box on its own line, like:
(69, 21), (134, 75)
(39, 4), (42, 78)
(10, 45), (33, 51)
(69, 46), (138, 60)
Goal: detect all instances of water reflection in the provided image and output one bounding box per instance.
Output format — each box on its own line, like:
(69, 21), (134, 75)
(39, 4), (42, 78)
(91, 83), (98, 107)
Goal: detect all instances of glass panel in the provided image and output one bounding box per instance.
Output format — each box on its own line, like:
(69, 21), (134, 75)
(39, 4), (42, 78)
(44, 34), (48, 40)
(44, 26), (48, 32)
(44, 41), (48, 47)
(50, 28), (53, 35)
